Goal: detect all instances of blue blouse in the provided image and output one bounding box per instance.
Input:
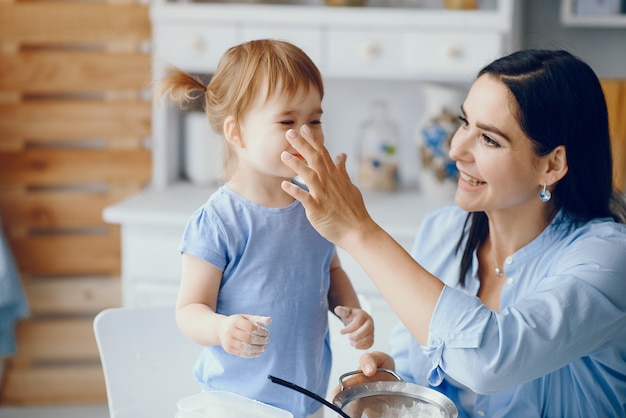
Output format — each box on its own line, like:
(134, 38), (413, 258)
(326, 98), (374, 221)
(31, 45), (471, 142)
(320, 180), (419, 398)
(390, 205), (626, 417)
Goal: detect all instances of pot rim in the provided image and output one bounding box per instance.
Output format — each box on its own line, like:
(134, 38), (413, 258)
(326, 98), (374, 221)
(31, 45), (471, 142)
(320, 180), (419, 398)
(332, 369), (458, 418)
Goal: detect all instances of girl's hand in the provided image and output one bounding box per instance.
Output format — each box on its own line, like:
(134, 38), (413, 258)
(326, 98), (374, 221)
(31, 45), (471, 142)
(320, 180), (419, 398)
(218, 314), (271, 358)
(334, 306), (375, 350)
(280, 125), (375, 249)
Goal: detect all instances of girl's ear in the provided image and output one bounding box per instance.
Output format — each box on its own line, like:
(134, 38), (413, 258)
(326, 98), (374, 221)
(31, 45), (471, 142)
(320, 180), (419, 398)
(223, 116), (244, 148)
(545, 145), (568, 185)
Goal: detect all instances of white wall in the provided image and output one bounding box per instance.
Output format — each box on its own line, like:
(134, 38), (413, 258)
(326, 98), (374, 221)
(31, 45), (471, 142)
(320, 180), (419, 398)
(522, 0), (626, 78)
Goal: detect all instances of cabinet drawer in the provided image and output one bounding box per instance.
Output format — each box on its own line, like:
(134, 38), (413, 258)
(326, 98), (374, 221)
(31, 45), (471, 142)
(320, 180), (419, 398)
(121, 224), (183, 284)
(405, 30), (502, 79)
(326, 29), (406, 78)
(153, 24), (238, 73)
(125, 281), (179, 307)
(241, 26), (323, 68)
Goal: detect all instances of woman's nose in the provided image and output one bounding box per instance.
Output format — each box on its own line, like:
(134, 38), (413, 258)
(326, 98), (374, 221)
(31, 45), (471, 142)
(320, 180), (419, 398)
(448, 127), (469, 162)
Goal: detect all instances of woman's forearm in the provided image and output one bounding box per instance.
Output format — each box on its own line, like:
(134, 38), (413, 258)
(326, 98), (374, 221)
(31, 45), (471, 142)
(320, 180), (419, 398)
(341, 219), (444, 345)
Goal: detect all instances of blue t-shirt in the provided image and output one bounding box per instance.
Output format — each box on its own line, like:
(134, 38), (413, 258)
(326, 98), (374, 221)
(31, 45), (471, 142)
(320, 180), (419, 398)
(391, 205), (626, 417)
(179, 185), (334, 418)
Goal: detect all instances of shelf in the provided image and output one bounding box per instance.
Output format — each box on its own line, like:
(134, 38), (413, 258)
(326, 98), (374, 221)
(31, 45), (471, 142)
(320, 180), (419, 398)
(560, 0), (626, 27)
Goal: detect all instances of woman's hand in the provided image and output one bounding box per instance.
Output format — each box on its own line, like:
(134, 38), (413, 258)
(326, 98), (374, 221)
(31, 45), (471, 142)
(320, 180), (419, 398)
(329, 351), (397, 398)
(334, 306), (375, 350)
(280, 125), (376, 248)
(218, 314), (271, 358)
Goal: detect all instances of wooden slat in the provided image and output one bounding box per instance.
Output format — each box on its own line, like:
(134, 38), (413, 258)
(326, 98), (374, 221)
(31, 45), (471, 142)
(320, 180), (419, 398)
(0, 149), (151, 186)
(24, 276), (121, 315)
(11, 318), (100, 365)
(8, 228), (121, 276)
(0, 364), (106, 405)
(0, 187), (141, 229)
(0, 100), (151, 141)
(0, 52), (151, 93)
(0, 3), (150, 45)
(601, 79), (626, 191)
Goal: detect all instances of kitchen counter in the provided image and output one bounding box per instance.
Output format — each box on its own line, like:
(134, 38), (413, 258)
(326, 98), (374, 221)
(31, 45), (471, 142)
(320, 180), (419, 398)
(103, 182), (453, 238)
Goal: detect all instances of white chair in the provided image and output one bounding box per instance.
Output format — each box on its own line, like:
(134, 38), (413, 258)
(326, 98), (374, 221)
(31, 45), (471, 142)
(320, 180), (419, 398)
(93, 306), (203, 418)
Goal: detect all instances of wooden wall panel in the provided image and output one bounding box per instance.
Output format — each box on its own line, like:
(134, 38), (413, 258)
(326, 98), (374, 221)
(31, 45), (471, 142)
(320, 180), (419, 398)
(0, 52), (152, 93)
(0, 100), (151, 140)
(1, 365), (105, 405)
(25, 276), (121, 315)
(0, 0), (151, 406)
(0, 3), (150, 45)
(0, 149), (151, 186)
(601, 79), (626, 192)
(0, 188), (133, 229)
(9, 230), (121, 276)
(12, 319), (99, 365)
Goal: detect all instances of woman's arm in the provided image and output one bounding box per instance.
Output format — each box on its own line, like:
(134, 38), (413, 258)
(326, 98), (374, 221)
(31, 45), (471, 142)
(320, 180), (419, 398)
(280, 126), (444, 345)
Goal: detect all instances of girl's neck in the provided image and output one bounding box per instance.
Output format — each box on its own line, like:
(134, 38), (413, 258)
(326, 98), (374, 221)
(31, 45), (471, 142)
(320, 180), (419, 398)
(227, 172), (294, 208)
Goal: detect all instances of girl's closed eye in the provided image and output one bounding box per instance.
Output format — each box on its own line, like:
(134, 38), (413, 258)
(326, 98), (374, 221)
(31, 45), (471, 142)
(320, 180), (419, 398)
(309, 119), (322, 126)
(280, 119), (295, 126)
(458, 115), (469, 127)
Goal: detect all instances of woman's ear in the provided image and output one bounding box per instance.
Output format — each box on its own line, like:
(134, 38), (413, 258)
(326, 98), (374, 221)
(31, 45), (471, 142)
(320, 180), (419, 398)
(223, 116), (243, 148)
(545, 145), (568, 185)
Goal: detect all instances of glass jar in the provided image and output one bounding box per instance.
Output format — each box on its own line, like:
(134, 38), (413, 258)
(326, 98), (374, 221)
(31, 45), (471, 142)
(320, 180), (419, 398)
(356, 100), (400, 191)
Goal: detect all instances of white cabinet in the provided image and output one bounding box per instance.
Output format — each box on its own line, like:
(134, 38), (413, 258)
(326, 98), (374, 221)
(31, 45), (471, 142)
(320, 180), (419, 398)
(149, 0), (522, 188)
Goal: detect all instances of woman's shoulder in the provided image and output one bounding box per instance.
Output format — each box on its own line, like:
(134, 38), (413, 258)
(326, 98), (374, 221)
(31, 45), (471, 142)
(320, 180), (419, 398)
(561, 215), (626, 245)
(414, 205), (467, 245)
(422, 204), (468, 228)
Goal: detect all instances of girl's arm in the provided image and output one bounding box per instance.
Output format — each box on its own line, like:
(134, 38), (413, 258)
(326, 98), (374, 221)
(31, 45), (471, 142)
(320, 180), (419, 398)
(328, 250), (374, 349)
(176, 253), (270, 357)
(327, 251), (360, 312)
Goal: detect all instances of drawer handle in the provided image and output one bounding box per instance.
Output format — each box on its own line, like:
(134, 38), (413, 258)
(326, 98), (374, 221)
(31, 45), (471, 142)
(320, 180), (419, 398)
(445, 45), (463, 60)
(360, 41), (381, 59)
(188, 37), (205, 54)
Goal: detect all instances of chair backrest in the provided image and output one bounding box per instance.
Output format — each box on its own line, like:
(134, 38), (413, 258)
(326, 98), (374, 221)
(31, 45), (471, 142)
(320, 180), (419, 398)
(93, 306), (203, 418)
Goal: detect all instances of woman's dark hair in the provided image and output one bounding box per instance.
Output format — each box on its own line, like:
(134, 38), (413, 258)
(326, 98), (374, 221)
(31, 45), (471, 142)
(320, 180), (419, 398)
(456, 49), (626, 286)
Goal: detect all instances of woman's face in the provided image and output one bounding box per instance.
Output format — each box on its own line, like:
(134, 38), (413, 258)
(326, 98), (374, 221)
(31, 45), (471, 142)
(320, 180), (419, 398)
(236, 81), (324, 180)
(449, 74), (546, 215)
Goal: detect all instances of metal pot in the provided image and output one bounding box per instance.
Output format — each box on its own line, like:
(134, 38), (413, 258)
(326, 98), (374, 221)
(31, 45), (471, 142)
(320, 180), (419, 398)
(332, 369), (458, 418)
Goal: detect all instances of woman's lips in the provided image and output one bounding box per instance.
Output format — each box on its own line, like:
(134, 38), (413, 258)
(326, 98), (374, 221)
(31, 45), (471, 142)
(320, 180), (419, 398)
(460, 172), (485, 186)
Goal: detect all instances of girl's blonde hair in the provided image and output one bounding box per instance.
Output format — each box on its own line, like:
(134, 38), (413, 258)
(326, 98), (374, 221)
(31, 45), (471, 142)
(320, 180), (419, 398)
(156, 39), (324, 180)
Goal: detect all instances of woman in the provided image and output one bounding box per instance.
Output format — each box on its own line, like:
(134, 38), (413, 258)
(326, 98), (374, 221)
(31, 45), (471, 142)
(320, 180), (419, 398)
(280, 49), (626, 417)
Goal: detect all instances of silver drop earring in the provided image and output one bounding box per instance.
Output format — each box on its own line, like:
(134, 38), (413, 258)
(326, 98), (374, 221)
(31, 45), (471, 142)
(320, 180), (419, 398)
(540, 182), (551, 202)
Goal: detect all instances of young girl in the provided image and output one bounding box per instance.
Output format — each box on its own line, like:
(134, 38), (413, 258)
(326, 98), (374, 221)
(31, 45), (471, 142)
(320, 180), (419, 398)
(157, 39), (374, 418)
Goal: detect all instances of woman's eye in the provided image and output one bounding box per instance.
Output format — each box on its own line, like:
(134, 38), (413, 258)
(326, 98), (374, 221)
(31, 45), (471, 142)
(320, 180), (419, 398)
(458, 115), (469, 127)
(482, 134), (500, 147)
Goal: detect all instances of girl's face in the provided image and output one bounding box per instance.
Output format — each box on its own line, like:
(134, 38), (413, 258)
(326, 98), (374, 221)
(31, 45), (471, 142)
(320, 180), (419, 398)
(449, 74), (546, 215)
(235, 81), (324, 180)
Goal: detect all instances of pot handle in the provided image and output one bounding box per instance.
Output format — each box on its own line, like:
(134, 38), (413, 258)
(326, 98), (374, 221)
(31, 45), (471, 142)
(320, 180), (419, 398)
(338, 368), (403, 391)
